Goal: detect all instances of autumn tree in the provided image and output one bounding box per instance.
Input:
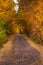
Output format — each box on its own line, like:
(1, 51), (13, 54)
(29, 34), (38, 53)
(0, 0), (15, 45)
(0, 0), (43, 45)
(0, 0), (15, 20)
(18, 0), (43, 44)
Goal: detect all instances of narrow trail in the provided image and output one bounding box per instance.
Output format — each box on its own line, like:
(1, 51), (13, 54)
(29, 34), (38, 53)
(0, 34), (43, 65)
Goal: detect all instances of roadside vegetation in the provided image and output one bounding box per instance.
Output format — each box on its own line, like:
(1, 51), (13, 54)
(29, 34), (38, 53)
(0, 0), (43, 47)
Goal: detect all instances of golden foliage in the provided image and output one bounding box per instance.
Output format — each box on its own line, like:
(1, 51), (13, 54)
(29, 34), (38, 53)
(0, 0), (15, 20)
(0, 0), (43, 44)
(19, 0), (43, 43)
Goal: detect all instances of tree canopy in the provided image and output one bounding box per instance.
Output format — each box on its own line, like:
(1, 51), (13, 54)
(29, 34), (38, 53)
(0, 0), (43, 45)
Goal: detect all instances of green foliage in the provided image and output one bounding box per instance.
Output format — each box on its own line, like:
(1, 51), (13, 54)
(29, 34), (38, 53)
(0, 20), (8, 45)
(32, 36), (39, 43)
(0, 29), (8, 44)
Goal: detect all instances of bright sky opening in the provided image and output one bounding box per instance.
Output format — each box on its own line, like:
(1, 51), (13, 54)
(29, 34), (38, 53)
(13, 0), (18, 4)
(13, 0), (19, 13)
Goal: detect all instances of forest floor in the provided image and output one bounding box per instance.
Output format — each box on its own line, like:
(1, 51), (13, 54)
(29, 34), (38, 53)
(0, 34), (43, 65)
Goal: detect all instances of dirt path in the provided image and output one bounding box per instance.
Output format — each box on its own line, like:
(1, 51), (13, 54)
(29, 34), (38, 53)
(25, 36), (43, 64)
(0, 34), (43, 65)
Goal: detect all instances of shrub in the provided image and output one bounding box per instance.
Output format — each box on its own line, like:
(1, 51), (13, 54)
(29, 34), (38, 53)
(0, 20), (8, 45)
